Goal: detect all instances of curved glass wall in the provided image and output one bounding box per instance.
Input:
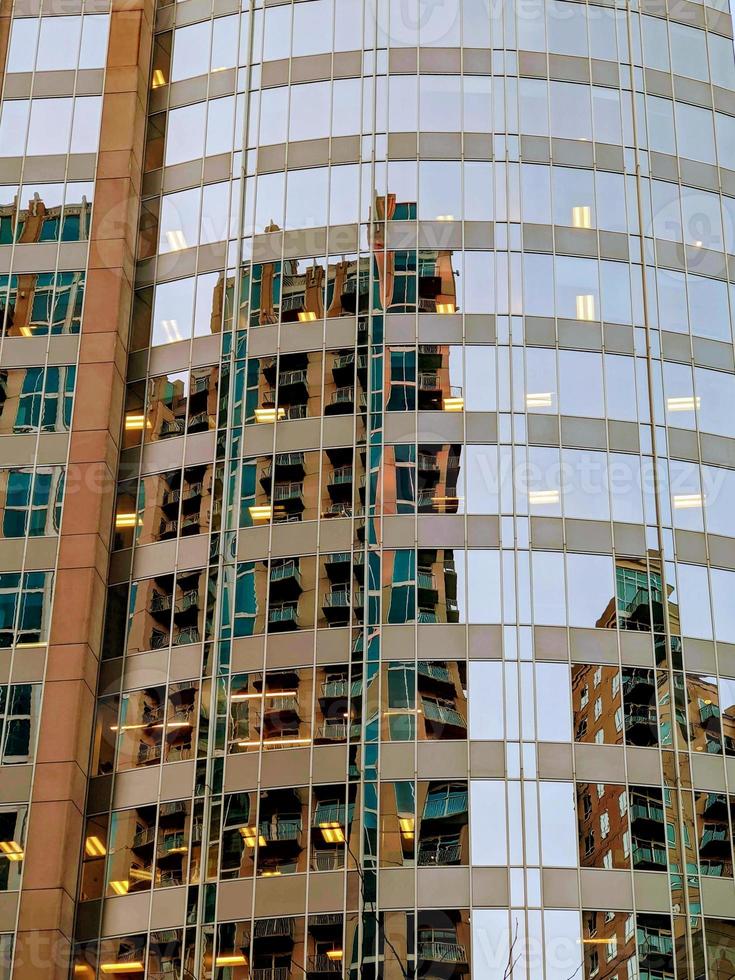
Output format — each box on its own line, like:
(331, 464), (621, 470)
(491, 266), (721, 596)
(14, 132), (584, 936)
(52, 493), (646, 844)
(72, 0), (735, 978)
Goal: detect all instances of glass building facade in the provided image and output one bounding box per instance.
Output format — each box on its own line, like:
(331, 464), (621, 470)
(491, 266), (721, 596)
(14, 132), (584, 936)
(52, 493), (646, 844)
(1, 0), (735, 976)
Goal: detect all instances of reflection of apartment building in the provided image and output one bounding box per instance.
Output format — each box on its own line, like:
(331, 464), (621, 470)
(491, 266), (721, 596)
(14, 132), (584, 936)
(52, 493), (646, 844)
(127, 569), (208, 655)
(241, 202), (458, 328)
(582, 911), (637, 980)
(596, 554), (680, 637)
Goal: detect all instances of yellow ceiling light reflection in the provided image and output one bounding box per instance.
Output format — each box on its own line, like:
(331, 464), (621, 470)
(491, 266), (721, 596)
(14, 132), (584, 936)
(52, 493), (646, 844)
(19, 326), (32, 337)
(151, 69), (166, 88)
(115, 513), (139, 529)
(571, 205), (592, 229)
(100, 963), (145, 975)
(215, 954), (248, 967)
(124, 414), (149, 431)
(254, 407), (285, 423)
(0, 841), (23, 861)
(435, 215), (455, 221)
(298, 310), (317, 322)
(398, 816), (415, 838)
(128, 868), (153, 882)
(240, 826), (266, 848)
(249, 505), (273, 522)
(319, 821), (346, 844)
(85, 836), (107, 857)
(443, 396), (464, 412)
(575, 294), (596, 321)
(436, 303), (456, 315)
(326, 951), (343, 961)
(108, 880), (129, 896)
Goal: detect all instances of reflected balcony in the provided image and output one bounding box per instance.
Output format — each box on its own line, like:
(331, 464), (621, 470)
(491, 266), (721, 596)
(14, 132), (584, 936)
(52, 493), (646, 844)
(422, 792), (468, 821)
(422, 700), (467, 735)
(632, 841), (667, 870)
(269, 560), (303, 599)
(268, 604), (299, 632)
(417, 841), (462, 866)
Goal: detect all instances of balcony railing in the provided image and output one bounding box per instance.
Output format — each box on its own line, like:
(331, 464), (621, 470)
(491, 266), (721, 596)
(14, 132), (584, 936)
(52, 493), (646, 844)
(631, 801), (664, 823)
(318, 722), (360, 741)
(272, 483), (304, 502)
(323, 590), (350, 608)
(252, 969), (289, 980)
(312, 850), (345, 871)
(137, 742), (162, 764)
(422, 792), (468, 820)
(322, 679), (361, 698)
(259, 819), (302, 841)
(632, 843), (667, 867)
(422, 701), (466, 728)
(132, 827), (156, 848)
(638, 934), (674, 957)
(417, 942), (467, 963)
(271, 561), (301, 582)
(330, 466), (353, 484)
(269, 605), (298, 625)
(308, 954), (343, 973)
(418, 663), (451, 683)
(417, 842), (462, 866)
(314, 803), (353, 825)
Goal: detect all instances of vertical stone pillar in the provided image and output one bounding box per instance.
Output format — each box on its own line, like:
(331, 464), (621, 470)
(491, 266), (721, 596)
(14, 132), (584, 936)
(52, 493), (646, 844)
(12, 2), (153, 975)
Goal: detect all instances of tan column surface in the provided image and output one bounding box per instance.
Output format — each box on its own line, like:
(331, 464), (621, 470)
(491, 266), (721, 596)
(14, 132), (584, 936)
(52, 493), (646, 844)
(13, 2), (153, 975)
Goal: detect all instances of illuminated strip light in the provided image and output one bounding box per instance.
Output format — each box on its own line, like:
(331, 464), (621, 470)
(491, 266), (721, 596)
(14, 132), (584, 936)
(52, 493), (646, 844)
(161, 319), (182, 343)
(673, 493), (704, 509)
(575, 294), (596, 321)
(165, 229), (187, 251)
(526, 392), (553, 409)
(529, 489), (560, 505)
(237, 737), (312, 748)
(571, 205), (592, 228)
(667, 396), (700, 412)
(298, 311), (317, 322)
(249, 505), (273, 522)
(436, 302), (456, 314)
(231, 690), (298, 701)
(125, 414), (150, 431)
(215, 955), (247, 966)
(100, 963), (144, 975)
(115, 513), (139, 529)
(108, 880), (129, 896)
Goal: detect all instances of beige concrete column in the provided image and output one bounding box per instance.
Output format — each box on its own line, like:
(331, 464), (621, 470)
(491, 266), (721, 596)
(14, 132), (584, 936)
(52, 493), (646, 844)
(13, 2), (154, 975)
